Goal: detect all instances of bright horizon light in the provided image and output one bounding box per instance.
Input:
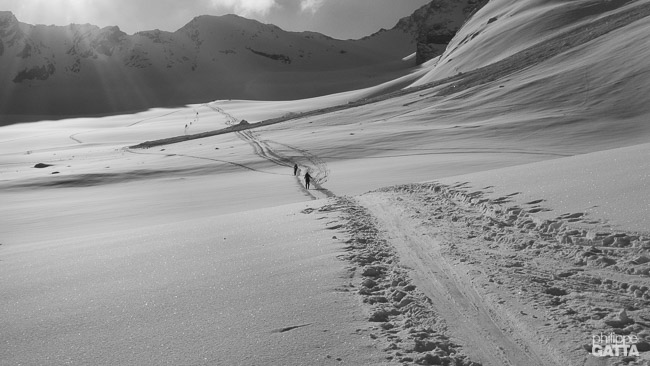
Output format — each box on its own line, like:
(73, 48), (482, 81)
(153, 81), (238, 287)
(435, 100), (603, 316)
(11, 0), (98, 26)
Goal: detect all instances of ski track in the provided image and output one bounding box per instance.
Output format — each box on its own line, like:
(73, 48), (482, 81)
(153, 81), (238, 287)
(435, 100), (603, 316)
(123, 148), (286, 176)
(61, 103), (333, 198)
(42, 104), (566, 364)
(271, 141), (331, 185)
(127, 110), (181, 127)
(344, 182), (650, 365)
(353, 190), (564, 366)
(69, 109), (185, 145)
(207, 102), (333, 199)
(69, 133), (83, 144)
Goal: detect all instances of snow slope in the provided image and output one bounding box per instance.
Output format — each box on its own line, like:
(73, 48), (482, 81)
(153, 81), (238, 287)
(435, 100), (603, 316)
(2, 202), (392, 365)
(2, 0), (650, 364)
(437, 142), (650, 233)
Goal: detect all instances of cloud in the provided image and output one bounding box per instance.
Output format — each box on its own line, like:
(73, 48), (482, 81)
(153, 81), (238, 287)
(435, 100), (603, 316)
(299, 0), (325, 14)
(209, 0), (278, 15)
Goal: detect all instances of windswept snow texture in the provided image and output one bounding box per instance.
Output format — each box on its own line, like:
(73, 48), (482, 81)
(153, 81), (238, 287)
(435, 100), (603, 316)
(2, 0), (650, 365)
(2, 202), (391, 365)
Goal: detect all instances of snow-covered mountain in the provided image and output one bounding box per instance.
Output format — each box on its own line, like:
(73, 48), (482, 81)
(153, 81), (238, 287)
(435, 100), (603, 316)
(0, 11), (415, 118)
(0, 1), (485, 120)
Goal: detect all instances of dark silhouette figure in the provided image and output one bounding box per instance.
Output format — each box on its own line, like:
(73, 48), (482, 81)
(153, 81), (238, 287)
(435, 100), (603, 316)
(293, 164), (298, 176)
(304, 172), (312, 189)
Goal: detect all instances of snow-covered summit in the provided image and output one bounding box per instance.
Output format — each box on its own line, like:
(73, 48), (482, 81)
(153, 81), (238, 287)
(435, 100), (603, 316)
(0, 11), (417, 119)
(0, 1), (488, 121)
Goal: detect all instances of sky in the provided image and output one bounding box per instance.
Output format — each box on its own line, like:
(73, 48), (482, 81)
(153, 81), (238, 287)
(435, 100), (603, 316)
(0, 0), (432, 39)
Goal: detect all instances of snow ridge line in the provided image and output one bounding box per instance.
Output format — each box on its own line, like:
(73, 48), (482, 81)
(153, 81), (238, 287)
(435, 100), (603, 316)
(316, 197), (482, 366)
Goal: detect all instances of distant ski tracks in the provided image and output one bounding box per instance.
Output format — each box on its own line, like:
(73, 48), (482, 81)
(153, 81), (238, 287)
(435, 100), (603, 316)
(68, 110), (184, 144)
(65, 103), (333, 198)
(123, 148), (285, 176)
(206, 102), (333, 199)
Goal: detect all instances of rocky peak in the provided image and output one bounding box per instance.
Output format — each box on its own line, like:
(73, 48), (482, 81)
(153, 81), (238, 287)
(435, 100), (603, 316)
(67, 23), (101, 34)
(0, 10), (24, 49)
(0, 9), (421, 115)
(179, 14), (281, 36)
(393, 0), (489, 65)
(136, 29), (173, 44)
(0, 11), (18, 26)
(93, 26), (127, 56)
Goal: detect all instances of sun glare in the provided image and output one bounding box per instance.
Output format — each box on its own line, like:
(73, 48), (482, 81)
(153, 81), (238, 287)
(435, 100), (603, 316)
(19, 0), (96, 27)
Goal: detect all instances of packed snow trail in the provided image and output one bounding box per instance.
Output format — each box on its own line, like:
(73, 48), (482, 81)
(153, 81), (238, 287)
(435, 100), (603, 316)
(206, 102), (333, 199)
(356, 192), (558, 366)
(341, 182), (650, 365)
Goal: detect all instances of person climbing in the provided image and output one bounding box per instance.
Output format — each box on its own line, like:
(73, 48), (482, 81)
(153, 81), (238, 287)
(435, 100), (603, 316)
(304, 172), (312, 190)
(293, 164), (298, 176)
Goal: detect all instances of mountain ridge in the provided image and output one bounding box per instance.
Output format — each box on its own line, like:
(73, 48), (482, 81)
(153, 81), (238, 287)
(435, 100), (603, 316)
(0, 11), (415, 119)
(0, 2), (479, 121)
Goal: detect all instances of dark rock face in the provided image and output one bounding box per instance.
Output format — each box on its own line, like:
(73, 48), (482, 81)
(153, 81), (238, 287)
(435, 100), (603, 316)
(395, 0), (490, 65)
(13, 63), (56, 82)
(0, 11), (23, 48)
(416, 33), (454, 65)
(247, 47), (292, 64)
(137, 29), (169, 44)
(93, 26), (126, 56)
(18, 43), (30, 58)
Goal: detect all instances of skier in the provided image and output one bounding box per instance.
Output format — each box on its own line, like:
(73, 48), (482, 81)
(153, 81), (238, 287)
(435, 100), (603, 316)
(293, 164), (299, 176)
(304, 172), (312, 190)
